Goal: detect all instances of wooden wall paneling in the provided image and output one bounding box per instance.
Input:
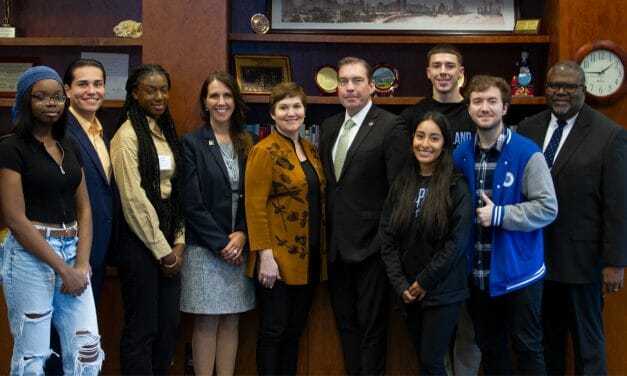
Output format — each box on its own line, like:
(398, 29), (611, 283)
(306, 284), (345, 374)
(547, 0), (627, 126)
(142, 0), (228, 136)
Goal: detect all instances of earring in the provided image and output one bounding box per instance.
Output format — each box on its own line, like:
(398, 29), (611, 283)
(204, 106), (209, 111)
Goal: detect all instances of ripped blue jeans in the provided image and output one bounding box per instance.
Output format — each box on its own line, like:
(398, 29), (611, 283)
(1, 232), (104, 375)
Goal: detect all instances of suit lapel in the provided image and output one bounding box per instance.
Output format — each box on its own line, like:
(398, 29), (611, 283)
(67, 114), (109, 184)
(203, 126), (231, 186)
(526, 112), (552, 147)
(340, 107), (377, 177)
(325, 117), (343, 184)
(551, 107), (592, 177)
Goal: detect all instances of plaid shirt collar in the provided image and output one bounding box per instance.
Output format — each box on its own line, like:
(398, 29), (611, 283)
(474, 126), (509, 154)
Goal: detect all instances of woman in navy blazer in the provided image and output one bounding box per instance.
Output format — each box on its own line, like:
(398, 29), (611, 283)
(180, 70), (256, 375)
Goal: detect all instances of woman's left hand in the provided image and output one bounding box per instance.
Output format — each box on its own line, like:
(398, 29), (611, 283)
(221, 231), (246, 265)
(258, 249), (281, 288)
(60, 264), (90, 296)
(160, 244), (184, 276)
(406, 281), (427, 301)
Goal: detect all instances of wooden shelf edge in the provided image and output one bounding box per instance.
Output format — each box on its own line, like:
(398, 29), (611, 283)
(0, 37), (143, 46)
(0, 96), (543, 108)
(0, 98), (126, 108)
(242, 95), (546, 106)
(230, 33), (550, 44)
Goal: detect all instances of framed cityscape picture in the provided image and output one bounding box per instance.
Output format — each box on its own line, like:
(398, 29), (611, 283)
(270, 0), (516, 33)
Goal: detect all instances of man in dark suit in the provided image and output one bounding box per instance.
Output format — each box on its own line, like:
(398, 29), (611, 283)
(63, 59), (114, 305)
(517, 60), (627, 375)
(319, 57), (409, 375)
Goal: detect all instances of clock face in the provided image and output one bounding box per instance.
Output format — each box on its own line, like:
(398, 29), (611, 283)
(580, 49), (625, 97)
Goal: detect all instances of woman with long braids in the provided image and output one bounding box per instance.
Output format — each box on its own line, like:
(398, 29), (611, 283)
(110, 64), (185, 374)
(379, 111), (471, 375)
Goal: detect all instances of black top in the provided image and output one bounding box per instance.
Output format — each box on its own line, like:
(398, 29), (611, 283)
(301, 159), (320, 248)
(400, 96), (475, 148)
(380, 173), (471, 308)
(0, 134), (83, 224)
(301, 158), (321, 284)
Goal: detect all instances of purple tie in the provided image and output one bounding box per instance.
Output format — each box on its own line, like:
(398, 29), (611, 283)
(544, 119), (567, 168)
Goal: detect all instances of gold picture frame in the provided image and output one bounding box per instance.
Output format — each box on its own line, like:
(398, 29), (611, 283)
(234, 55), (291, 95)
(513, 19), (541, 34)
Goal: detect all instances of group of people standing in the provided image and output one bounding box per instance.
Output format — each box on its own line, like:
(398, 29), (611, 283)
(0, 41), (624, 376)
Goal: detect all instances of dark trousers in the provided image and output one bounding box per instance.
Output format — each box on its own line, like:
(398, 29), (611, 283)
(468, 280), (545, 375)
(328, 255), (389, 375)
(405, 301), (461, 376)
(256, 280), (316, 375)
(117, 224), (181, 375)
(542, 279), (607, 375)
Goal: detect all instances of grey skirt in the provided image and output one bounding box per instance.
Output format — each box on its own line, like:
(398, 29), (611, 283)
(180, 243), (255, 314)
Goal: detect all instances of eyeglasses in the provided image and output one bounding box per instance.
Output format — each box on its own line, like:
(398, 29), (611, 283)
(546, 82), (584, 93)
(30, 94), (67, 104)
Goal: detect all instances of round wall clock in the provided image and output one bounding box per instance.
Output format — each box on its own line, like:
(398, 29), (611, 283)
(573, 40), (627, 104)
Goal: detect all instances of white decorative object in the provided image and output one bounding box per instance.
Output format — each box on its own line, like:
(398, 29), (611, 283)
(113, 20), (143, 38)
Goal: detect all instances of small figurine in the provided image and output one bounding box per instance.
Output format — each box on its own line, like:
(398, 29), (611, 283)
(516, 48), (532, 86)
(512, 48), (534, 96)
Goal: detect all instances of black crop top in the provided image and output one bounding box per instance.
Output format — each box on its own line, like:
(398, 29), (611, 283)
(0, 134), (83, 224)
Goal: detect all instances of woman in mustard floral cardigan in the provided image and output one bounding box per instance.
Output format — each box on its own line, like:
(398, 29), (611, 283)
(245, 82), (326, 375)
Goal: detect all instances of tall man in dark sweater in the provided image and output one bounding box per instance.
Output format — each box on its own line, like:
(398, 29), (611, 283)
(400, 44), (474, 148)
(401, 44), (478, 375)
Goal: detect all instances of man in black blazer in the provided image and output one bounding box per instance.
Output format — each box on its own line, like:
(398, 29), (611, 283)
(517, 60), (627, 375)
(319, 57), (409, 375)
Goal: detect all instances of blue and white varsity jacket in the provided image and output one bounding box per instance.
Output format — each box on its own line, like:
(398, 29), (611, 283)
(454, 128), (558, 296)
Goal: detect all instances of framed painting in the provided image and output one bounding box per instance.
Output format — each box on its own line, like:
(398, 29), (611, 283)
(270, 0), (516, 33)
(234, 55), (292, 95)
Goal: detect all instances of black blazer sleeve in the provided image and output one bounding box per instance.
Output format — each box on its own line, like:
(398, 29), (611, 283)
(379, 187), (410, 297)
(181, 131), (230, 255)
(601, 127), (627, 266)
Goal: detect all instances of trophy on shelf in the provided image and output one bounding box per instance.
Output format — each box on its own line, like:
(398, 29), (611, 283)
(1, 0), (15, 38)
(511, 48), (534, 96)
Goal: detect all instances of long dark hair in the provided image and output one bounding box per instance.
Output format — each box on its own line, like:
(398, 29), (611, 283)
(116, 64), (183, 244)
(199, 70), (253, 157)
(388, 111), (454, 241)
(14, 83), (67, 140)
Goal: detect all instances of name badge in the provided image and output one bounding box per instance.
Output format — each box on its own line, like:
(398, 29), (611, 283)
(158, 155), (172, 171)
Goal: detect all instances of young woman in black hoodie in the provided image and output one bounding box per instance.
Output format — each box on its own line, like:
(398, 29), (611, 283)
(379, 111), (471, 375)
